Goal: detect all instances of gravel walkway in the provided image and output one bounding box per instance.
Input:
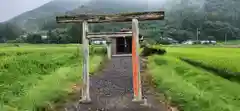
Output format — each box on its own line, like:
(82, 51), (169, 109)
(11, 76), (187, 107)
(64, 56), (168, 111)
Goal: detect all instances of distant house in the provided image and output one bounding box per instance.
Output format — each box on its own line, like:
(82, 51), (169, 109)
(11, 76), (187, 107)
(200, 40), (209, 44)
(183, 40), (195, 44)
(200, 40), (217, 44)
(92, 40), (106, 45)
(210, 41), (217, 44)
(161, 37), (178, 44)
(20, 33), (48, 40)
(91, 38), (106, 45)
(182, 40), (217, 45)
(41, 35), (48, 39)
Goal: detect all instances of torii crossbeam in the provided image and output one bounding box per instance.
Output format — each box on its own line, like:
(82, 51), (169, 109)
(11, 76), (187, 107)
(56, 11), (164, 104)
(56, 11), (164, 23)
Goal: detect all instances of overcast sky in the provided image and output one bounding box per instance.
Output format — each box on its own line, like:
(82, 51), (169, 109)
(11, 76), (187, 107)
(0, 0), (52, 22)
(0, 0), (166, 22)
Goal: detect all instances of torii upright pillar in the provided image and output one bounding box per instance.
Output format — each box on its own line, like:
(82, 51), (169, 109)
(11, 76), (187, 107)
(81, 21), (91, 103)
(132, 19), (142, 101)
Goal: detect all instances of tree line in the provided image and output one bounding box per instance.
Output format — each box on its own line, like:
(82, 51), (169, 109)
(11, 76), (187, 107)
(0, 23), (83, 44)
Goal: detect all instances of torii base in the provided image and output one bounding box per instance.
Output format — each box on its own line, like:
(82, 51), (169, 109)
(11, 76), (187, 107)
(79, 98), (92, 104)
(132, 98), (144, 103)
(132, 98), (152, 107)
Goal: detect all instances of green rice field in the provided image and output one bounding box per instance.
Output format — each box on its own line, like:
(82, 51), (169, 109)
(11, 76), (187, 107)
(0, 44), (105, 111)
(148, 46), (240, 111)
(1, 43), (240, 111)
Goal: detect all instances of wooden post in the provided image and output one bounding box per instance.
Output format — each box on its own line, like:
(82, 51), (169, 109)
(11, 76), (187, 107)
(196, 28), (199, 41)
(106, 39), (112, 60)
(132, 19), (142, 102)
(225, 33), (227, 44)
(79, 21), (91, 103)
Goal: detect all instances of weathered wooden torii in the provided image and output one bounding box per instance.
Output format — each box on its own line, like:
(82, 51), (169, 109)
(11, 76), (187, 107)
(56, 11), (165, 103)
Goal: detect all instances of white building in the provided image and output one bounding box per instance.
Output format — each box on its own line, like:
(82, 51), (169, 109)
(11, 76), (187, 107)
(183, 40), (195, 44)
(200, 40), (216, 44)
(41, 35), (48, 39)
(182, 40), (217, 45)
(91, 39), (106, 45)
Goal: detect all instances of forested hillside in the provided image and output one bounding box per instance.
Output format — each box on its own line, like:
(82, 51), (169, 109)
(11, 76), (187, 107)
(67, 0), (240, 43)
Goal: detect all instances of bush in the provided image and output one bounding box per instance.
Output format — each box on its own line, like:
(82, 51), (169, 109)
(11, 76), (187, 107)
(89, 45), (107, 55)
(141, 45), (166, 56)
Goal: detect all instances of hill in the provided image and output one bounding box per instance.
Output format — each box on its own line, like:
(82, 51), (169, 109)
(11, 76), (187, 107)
(65, 0), (203, 15)
(6, 0), (163, 32)
(7, 0), (85, 32)
(67, 0), (163, 15)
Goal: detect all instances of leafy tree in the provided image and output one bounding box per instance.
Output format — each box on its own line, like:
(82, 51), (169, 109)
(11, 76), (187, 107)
(46, 28), (72, 44)
(67, 24), (83, 43)
(0, 23), (23, 41)
(26, 34), (43, 43)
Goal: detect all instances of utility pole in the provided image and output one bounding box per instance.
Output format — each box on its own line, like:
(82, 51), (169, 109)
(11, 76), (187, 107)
(225, 33), (227, 44)
(196, 28), (200, 41)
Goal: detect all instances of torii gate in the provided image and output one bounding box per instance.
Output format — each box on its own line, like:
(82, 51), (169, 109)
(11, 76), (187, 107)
(56, 11), (164, 103)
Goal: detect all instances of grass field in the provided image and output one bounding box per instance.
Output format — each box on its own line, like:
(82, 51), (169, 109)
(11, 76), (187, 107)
(148, 46), (240, 111)
(0, 44), (105, 111)
(165, 47), (240, 80)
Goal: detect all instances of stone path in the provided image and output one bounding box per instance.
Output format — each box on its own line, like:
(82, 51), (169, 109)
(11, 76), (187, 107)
(64, 56), (168, 111)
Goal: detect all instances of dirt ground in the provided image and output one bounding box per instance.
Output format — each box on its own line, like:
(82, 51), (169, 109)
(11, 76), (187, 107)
(62, 56), (169, 111)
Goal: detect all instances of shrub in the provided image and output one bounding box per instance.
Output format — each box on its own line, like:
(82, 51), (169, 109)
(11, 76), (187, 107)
(141, 45), (166, 56)
(89, 45), (107, 55)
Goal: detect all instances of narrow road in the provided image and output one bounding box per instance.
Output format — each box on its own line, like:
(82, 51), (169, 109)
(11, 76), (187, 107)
(64, 56), (168, 111)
